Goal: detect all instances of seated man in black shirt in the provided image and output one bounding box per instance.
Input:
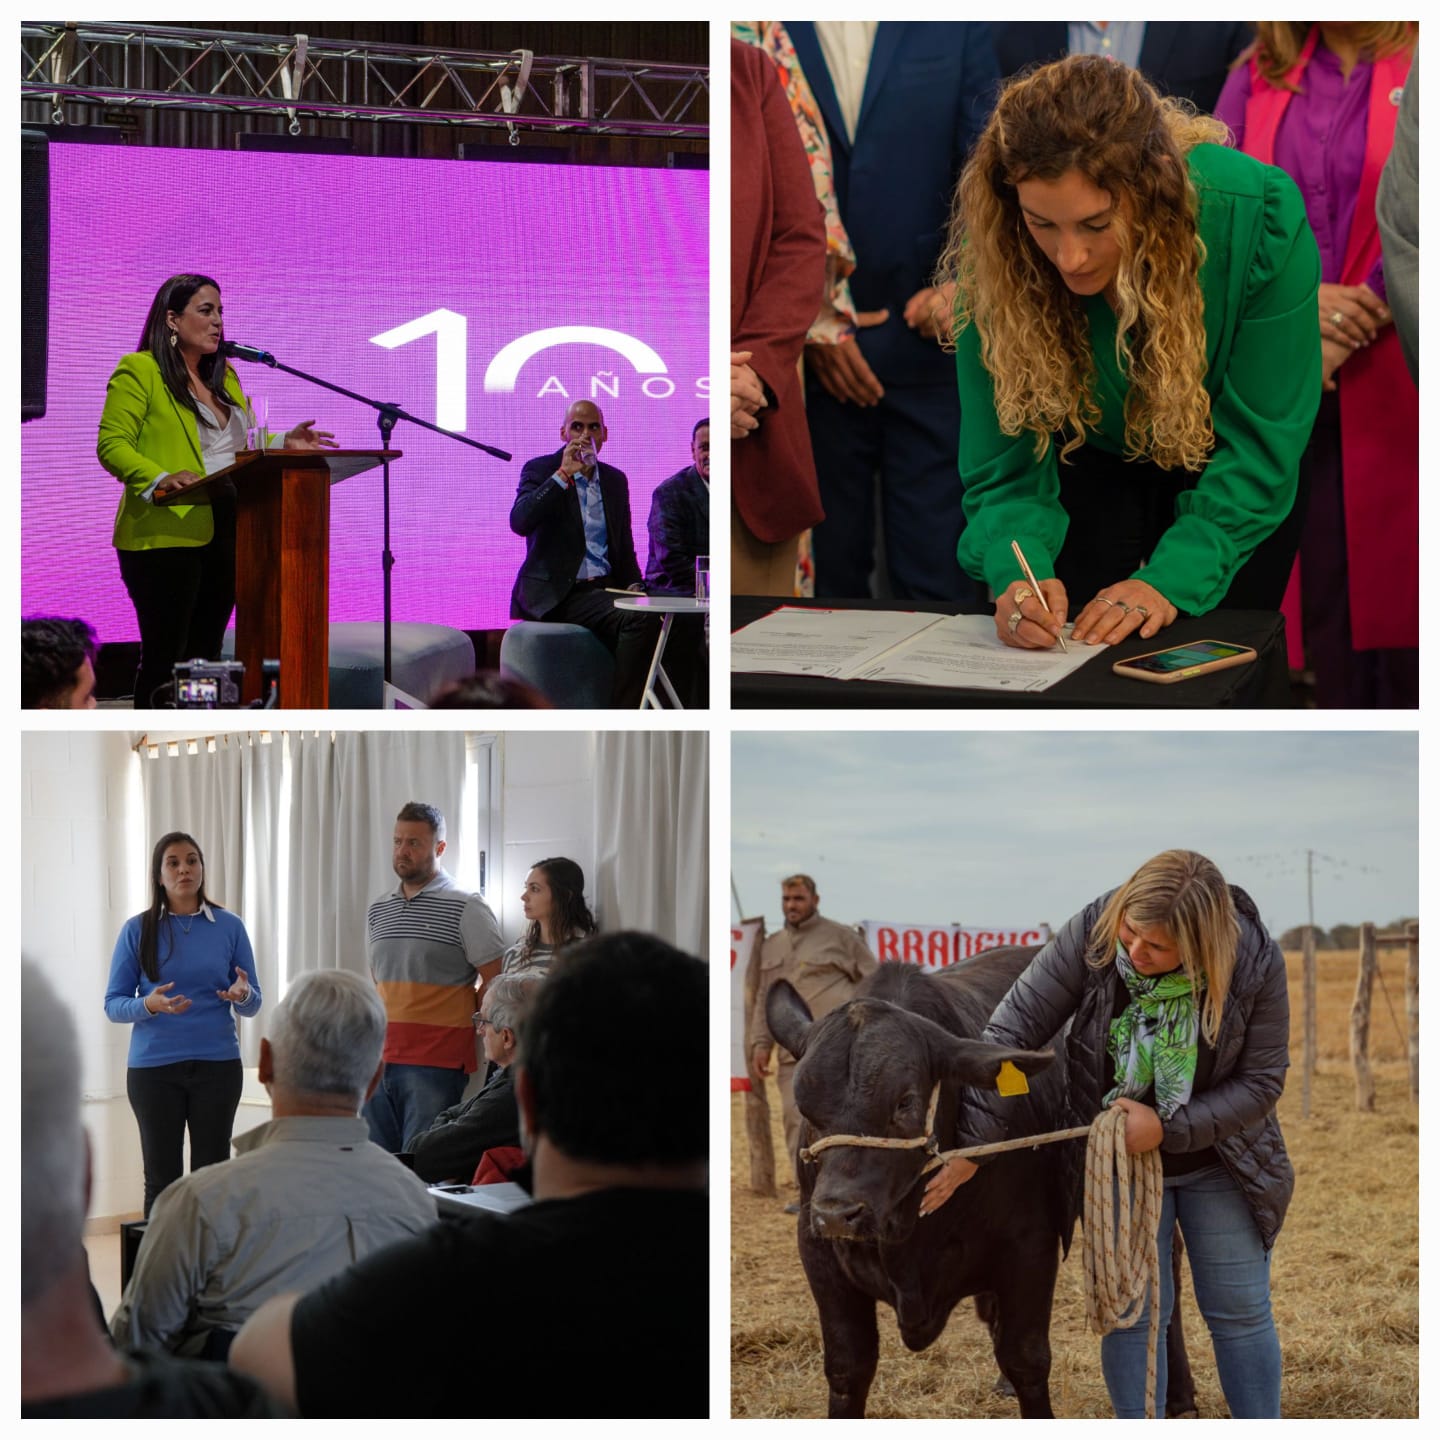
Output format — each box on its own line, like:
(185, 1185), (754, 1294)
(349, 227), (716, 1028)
(509, 399), (660, 708)
(21, 963), (277, 1419)
(405, 972), (539, 1183)
(644, 417), (710, 707)
(231, 932), (709, 1417)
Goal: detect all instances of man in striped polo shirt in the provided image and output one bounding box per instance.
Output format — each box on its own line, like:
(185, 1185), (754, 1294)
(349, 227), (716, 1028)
(364, 802), (505, 1153)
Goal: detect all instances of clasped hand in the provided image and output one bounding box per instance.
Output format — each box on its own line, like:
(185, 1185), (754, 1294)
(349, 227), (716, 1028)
(731, 350), (767, 439)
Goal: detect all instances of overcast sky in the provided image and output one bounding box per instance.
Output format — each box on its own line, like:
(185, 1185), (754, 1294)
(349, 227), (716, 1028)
(731, 731), (1417, 936)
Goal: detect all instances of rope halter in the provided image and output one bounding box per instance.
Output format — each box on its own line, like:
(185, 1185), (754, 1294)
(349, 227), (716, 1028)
(800, 1081), (948, 1172)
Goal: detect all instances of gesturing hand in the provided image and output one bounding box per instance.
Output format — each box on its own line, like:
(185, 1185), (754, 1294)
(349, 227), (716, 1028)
(995, 577), (1069, 650)
(919, 1155), (978, 1217)
(1071, 578), (1177, 646)
(145, 981), (192, 1015)
(216, 967), (252, 1005)
(283, 421), (338, 450)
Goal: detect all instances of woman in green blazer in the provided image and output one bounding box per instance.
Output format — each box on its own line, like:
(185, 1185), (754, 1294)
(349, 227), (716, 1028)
(97, 274), (334, 706)
(937, 56), (1321, 653)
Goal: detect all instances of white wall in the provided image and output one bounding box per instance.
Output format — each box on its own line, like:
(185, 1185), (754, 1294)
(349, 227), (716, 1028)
(23, 731), (147, 1220)
(497, 731), (598, 941)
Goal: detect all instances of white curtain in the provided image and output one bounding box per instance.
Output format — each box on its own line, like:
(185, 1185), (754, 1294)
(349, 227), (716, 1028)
(286, 730), (467, 982)
(140, 733), (282, 1064)
(593, 732), (709, 959)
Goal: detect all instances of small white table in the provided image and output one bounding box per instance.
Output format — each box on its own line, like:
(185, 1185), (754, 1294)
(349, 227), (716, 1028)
(612, 594), (710, 709)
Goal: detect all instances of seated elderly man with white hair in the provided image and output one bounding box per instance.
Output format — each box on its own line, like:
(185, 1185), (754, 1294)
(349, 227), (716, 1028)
(110, 969), (437, 1359)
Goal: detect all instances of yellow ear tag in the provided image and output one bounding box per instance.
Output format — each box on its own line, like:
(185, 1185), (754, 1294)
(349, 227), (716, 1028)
(996, 1061), (1029, 1097)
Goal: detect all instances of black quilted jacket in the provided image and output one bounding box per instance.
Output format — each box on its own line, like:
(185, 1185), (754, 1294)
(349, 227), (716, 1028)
(965, 885), (1294, 1249)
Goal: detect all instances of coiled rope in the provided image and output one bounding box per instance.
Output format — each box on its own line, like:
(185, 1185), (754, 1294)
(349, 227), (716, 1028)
(801, 1084), (1164, 1418)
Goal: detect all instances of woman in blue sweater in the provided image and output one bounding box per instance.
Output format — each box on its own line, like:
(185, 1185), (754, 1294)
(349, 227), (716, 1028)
(105, 831), (263, 1214)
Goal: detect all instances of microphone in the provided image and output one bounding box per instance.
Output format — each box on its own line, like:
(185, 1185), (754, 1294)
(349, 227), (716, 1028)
(220, 340), (277, 366)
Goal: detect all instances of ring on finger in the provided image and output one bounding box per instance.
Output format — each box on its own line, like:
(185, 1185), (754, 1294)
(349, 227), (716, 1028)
(1014, 586), (1034, 605)
(1330, 310), (1345, 328)
(1134, 605), (1150, 619)
(1096, 597), (1116, 608)
(1113, 601), (1132, 615)
(1007, 610), (1024, 634)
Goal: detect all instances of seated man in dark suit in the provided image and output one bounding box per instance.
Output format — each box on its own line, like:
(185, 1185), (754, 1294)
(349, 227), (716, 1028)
(509, 400), (659, 708)
(644, 417), (710, 707)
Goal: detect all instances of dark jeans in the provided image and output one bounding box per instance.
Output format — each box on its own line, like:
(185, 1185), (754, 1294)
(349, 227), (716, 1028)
(364, 1062), (469, 1153)
(126, 1058), (244, 1216)
(117, 492), (237, 708)
(545, 577), (663, 708)
(1054, 446), (1309, 616)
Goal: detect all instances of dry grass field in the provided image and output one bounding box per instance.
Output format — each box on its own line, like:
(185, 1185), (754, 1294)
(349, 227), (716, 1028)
(730, 948), (1418, 1418)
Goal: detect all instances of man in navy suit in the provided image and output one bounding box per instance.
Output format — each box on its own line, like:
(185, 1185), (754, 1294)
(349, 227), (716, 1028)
(991, 22), (1252, 116)
(509, 400), (657, 707)
(786, 21), (998, 602)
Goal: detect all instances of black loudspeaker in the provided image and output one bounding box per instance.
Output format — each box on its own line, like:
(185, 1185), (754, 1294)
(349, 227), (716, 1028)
(21, 128), (50, 422)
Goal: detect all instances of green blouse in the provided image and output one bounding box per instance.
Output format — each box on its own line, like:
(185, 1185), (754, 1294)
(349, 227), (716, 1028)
(955, 143), (1321, 614)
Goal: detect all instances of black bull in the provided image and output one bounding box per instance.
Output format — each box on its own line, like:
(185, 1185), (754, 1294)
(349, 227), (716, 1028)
(766, 948), (1195, 1419)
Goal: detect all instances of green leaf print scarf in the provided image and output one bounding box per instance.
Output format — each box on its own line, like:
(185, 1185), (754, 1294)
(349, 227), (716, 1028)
(1103, 941), (1202, 1120)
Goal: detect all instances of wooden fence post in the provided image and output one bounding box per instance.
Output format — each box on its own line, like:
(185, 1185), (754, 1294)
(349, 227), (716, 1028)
(1405, 920), (1419, 1106)
(743, 928), (777, 1197)
(1302, 925), (1316, 1119)
(1350, 922), (1376, 1111)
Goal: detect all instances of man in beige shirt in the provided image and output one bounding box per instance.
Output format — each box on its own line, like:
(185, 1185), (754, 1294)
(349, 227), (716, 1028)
(751, 874), (878, 1199)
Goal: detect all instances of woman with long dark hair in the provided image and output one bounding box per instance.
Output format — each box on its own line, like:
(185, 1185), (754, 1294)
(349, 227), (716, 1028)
(936, 56), (1321, 652)
(104, 832), (263, 1214)
(97, 274), (336, 707)
(502, 858), (597, 976)
(922, 851), (1292, 1417)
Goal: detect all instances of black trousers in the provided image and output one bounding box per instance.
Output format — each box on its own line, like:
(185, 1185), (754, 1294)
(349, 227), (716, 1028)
(1298, 393), (1419, 708)
(116, 493), (237, 708)
(126, 1058), (243, 1216)
(544, 578), (663, 708)
(1053, 445), (1309, 616)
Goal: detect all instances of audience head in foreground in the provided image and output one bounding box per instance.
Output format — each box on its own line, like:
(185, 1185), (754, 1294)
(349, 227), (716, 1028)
(21, 616), (99, 708)
(109, 970), (435, 1362)
(22, 961), (276, 1417)
(231, 931), (710, 1418)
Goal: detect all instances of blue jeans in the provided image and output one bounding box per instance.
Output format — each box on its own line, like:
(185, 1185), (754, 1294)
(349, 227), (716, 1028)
(364, 1062), (468, 1153)
(1101, 1163), (1282, 1418)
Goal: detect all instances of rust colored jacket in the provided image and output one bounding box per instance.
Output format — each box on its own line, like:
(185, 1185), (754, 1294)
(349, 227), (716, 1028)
(731, 39), (827, 544)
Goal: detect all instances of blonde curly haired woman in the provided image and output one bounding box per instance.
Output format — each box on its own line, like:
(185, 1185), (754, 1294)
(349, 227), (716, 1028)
(939, 55), (1322, 651)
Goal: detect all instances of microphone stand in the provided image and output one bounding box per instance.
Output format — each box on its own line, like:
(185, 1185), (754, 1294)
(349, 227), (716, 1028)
(227, 347), (510, 687)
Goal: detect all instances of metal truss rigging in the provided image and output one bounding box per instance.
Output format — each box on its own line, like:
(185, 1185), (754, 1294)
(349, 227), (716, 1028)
(21, 22), (708, 139)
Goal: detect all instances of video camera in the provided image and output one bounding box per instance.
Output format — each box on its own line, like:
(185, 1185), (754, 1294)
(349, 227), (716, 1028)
(170, 659), (279, 709)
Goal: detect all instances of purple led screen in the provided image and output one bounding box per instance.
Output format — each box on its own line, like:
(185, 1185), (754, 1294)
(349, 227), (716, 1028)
(22, 144), (709, 639)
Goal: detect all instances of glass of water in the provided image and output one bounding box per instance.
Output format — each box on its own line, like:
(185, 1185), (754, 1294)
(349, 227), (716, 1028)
(694, 556), (710, 604)
(245, 396), (269, 452)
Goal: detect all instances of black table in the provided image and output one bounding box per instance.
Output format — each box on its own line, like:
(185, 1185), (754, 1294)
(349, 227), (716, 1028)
(731, 597), (1293, 709)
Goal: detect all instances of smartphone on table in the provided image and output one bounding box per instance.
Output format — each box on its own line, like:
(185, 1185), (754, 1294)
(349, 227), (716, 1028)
(1112, 639), (1257, 684)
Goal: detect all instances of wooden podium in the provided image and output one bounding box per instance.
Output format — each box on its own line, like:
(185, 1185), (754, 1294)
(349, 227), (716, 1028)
(159, 449), (398, 708)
